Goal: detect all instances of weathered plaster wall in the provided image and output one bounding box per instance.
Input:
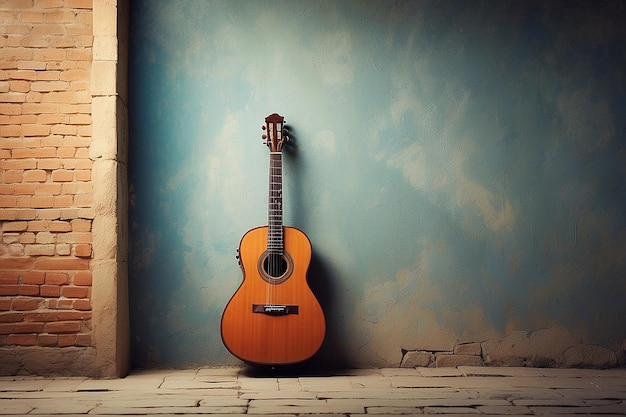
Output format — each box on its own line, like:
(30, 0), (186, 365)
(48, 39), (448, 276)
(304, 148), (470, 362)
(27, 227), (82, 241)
(128, 0), (626, 368)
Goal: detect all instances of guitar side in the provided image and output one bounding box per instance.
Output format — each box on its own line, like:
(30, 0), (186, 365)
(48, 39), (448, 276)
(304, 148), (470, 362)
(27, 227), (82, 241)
(220, 226), (326, 365)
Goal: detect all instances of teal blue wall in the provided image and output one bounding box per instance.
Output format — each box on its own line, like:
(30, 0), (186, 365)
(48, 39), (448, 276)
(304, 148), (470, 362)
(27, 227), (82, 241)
(129, 0), (626, 368)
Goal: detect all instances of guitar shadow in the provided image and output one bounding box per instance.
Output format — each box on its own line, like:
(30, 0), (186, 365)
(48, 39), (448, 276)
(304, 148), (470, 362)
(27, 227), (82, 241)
(241, 124), (354, 377)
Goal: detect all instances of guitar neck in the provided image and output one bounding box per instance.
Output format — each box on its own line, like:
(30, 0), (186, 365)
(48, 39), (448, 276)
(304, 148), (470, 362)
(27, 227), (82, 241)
(267, 151), (283, 254)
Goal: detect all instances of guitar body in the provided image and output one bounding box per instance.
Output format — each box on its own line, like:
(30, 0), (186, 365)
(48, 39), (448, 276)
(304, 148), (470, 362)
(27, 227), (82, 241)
(221, 226), (325, 365)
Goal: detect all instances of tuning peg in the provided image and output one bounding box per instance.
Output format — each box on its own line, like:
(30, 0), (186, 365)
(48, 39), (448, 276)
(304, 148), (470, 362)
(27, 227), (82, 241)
(281, 126), (290, 142)
(261, 134), (267, 140)
(261, 125), (266, 130)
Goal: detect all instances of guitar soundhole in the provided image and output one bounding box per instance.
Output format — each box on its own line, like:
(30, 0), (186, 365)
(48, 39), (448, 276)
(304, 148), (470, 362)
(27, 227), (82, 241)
(264, 253), (287, 277)
(258, 251), (293, 284)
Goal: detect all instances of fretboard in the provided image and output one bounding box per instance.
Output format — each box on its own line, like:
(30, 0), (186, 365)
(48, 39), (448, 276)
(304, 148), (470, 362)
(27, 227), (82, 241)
(267, 152), (283, 254)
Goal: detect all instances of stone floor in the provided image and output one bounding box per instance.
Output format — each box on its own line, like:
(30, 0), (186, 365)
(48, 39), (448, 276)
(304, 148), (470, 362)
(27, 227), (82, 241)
(1, 366), (625, 416)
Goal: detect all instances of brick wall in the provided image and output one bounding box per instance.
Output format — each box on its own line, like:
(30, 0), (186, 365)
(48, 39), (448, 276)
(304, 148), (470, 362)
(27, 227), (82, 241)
(1, 0), (95, 363)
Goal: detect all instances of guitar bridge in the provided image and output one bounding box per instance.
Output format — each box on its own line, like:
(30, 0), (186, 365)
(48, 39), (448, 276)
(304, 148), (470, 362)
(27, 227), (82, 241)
(252, 304), (299, 316)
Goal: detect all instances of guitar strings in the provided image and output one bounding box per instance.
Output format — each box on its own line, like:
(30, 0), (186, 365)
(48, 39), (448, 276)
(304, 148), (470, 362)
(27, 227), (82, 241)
(267, 121), (284, 308)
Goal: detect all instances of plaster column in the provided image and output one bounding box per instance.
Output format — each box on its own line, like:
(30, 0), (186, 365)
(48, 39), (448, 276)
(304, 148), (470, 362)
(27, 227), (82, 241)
(90, 0), (130, 378)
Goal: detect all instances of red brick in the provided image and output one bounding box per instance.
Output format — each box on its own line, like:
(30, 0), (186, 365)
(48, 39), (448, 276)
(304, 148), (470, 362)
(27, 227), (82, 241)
(36, 71), (61, 81)
(12, 147), (57, 159)
(73, 193), (91, 207)
(0, 184), (14, 195)
(51, 169), (73, 182)
(25, 90), (42, 102)
(22, 103), (59, 114)
(11, 297), (40, 311)
(37, 333), (58, 346)
(75, 333), (91, 346)
(55, 243), (70, 256)
(70, 219), (90, 232)
(0, 257), (33, 269)
(37, 158), (61, 170)
(1, 221), (28, 232)
(49, 220), (71, 232)
(51, 126), (77, 138)
(62, 136), (90, 148)
(74, 148), (89, 158)
(74, 243), (91, 257)
(7, 333), (37, 346)
(0, 323), (14, 334)
(0, 103), (22, 115)
(60, 69), (88, 81)
(0, 312), (23, 323)
(53, 195), (72, 207)
(20, 10), (45, 23)
(8, 70), (36, 81)
(24, 311), (58, 322)
(13, 321), (45, 333)
(69, 114), (90, 125)
(33, 183), (62, 195)
(0, 272), (20, 284)
(46, 320), (80, 334)
(21, 271), (44, 284)
(39, 0), (64, 8)
(22, 124), (52, 137)
(72, 271), (91, 286)
(61, 285), (88, 299)
(23, 169), (47, 182)
(0, 299), (12, 311)
(30, 195), (55, 208)
(76, 125), (91, 136)
(1, 159), (37, 170)
(51, 37), (76, 48)
(56, 146), (76, 157)
(66, 51), (92, 62)
(35, 209), (61, 220)
(0, 285), (19, 296)
(31, 50), (66, 63)
(1, 114), (37, 124)
(21, 36), (50, 48)
(18, 284), (39, 296)
(25, 244), (55, 256)
(57, 311), (90, 321)
(0, 124), (21, 136)
(0, 195), (18, 207)
(44, 272), (69, 285)
(74, 169), (91, 181)
(5, 47), (33, 61)
(27, 220), (48, 231)
(13, 183), (36, 194)
(57, 333), (76, 347)
(55, 299), (74, 309)
(34, 231), (56, 245)
(9, 80), (30, 93)
(65, 0), (92, 9)
(34, 257), (89, 271)
(39, 284), (60, 297)
(3, 170), (23, 183)
(32, 24), (65, 36)
(0, 92), (25, 103)
(72, 298), (90, 311)
(57, 231), (91, 244)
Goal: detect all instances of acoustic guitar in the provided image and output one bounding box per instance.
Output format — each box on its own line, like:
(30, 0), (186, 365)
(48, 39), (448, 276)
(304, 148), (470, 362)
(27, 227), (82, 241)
(220, 113), (326, 365)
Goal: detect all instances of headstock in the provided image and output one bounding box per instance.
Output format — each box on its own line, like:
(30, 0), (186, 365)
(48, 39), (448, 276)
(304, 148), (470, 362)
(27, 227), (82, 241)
(262, 113), (289, 152)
